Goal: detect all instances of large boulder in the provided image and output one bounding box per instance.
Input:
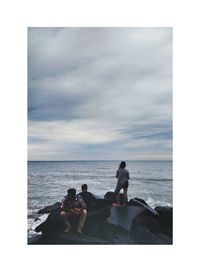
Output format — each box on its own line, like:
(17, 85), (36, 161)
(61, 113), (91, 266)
(128, 198), (159, 216)
(130, 224), (156, 244)
(155, 206), (173, 237)
(106, 205), (145, 232)
(154, 233), (172, 244)
(35, 210), (65, 236)
(37, 233), (110, 245)
(128, 198), (149, 206)
(38, 202), (61, 214)
(130, 224), (172, 245)
(104, 191), (127, 205)
(29, 200), (173, 245)
(130, 205), (173, 244)
(35, 207), (111, 238)
(98, 222), (135, 244)
(104, 191), (116, 204)
(133, 215), (162, 234)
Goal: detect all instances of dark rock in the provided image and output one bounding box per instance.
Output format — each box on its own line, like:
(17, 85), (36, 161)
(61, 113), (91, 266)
(133, 215), (162, 234)
(28, 234), (43, 245)
(104, 191), (116, 203)
(34, 216), (41, 222)
(35, 210), (65, 236)
(107, 206), (145, 232)
(30, 200), (173, 245)
(128, 198), (149, 206)
(130, 206), (173, 244)
(36, 232), (109, 245)
(38, 202), (61, 214)
(99, 222), (135, 244)
(130, 224), (173, 245)
(128, 198), (159, 216)
(104, 191), (128, 205)
(155, 206), (173, 237)
(130, 225), (156, 244)
(35, 207), (110, 238)
(154, 233), (172, 244)
(84, 206), (111, 235)
(92, 198), (111, 209)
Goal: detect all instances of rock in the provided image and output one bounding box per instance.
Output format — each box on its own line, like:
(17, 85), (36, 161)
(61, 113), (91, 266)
(133, 215), (162, 234)
(84, 207), (111, 235)
(29, 200), (173, 245)
(38, 202), (61, 214)
(130, 206), (173, 244)
(130, 224), (173, 245)
(104, 191), (116, 203)
(155, 206), (173, 237)
(130, 225), (156, 244)
(154, 233), (172, 244)
(104, 191), (128, 205)
(92, 198), (111, 209)
(35, 207), (110, 238)
(107, 206), (145, 232)
(28, 234), (42, 244)
(128, 198), (149, 206)
(101, 222), (135, 244)
(128, 198), (159, 216)
(40, 233), (110, 245)
(35, 210), (65, 236)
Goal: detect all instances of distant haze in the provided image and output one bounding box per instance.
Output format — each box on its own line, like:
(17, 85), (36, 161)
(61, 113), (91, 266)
(28, 27), (172, 161)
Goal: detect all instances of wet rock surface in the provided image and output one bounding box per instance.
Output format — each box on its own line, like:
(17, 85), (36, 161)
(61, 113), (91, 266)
(29, 195), (173, 245)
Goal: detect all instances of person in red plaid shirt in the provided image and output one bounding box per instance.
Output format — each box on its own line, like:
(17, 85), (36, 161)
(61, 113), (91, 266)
(60, 188), (87, 234)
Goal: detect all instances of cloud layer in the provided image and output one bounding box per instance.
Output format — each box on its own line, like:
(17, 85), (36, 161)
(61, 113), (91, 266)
(28, 27), (172, 160)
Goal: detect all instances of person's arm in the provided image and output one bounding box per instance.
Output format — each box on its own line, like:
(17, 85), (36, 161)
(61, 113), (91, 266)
(71, 195), (87, 214)
(116, 169), (119, 178)
(79, 195), (87, 209)
(60, 195), (66, 209)
(60, 195), (71, 212)
(127, 171), (130, 180)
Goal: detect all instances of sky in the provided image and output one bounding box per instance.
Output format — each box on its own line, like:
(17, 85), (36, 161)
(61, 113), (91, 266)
(28, 27), (172, 161)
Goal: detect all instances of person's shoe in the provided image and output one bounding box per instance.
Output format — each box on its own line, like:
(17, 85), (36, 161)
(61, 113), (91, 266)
(63, 226), (71, 233)
(77, 227), (82, 234)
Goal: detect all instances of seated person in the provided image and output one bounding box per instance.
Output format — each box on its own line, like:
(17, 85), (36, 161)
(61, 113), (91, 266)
(78, 184), (96, 210)
(60, 188), (87, 234)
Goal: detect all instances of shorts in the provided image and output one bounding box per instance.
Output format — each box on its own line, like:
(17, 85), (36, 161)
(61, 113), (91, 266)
(114, 181), (129, 195)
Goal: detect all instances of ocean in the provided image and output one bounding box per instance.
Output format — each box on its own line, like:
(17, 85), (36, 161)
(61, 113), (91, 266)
(27, 160), (172, 238)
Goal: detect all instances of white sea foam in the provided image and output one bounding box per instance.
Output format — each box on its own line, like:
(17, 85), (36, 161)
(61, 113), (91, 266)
(28, 214), (48, 238)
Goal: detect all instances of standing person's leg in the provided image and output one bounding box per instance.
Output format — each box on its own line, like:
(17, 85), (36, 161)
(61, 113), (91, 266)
(113, 182), (121, 206)
(123, 187), (128, 205)
(60, 211), (71, 232)
(77, 209), (87, 233)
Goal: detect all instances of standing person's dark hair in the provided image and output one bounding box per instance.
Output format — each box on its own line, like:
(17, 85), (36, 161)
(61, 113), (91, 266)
(79, 184), (95, 210)
(119, 161), (126, 169)
(113, 161), (130, 206)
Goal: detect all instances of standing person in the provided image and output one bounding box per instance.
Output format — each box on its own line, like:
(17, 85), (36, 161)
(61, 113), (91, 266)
(113, 161), (130, 206)
(79, 184), (96, 210)
(60, 188), (87, 234)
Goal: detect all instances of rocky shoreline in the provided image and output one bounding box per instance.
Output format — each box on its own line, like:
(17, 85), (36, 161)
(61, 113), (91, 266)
(28, 192), (172, 245)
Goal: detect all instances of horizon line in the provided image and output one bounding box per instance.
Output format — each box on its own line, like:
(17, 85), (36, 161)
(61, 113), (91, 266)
(28, 159), (172, 162)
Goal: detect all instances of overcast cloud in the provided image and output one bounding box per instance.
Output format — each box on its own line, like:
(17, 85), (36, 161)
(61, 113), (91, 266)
(28, 27), (172, 161)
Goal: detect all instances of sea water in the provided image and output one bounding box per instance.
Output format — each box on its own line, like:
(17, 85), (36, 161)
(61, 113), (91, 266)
(28, 160), (172, 238)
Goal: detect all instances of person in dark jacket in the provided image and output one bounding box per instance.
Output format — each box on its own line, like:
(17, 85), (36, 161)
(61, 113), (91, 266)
(79, 184), (96, 210)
